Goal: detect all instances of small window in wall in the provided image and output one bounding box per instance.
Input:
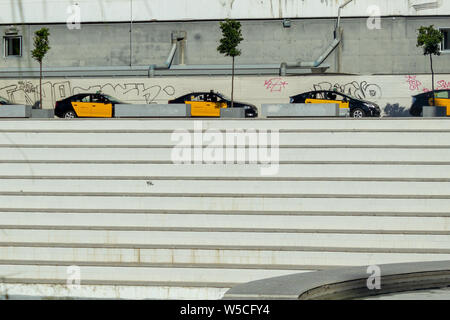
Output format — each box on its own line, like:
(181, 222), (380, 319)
(4, 36), (22, 57)
(441, 29), (450, 51)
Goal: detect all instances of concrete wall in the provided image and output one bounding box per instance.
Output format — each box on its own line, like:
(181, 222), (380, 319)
(0, 0), (448, 24)
(0, 118), (449, 299)
(0, 74), (448, 115)
(2, 17), (450, 74)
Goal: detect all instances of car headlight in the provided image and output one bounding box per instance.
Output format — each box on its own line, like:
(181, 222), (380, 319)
(290, 98), (294, 103)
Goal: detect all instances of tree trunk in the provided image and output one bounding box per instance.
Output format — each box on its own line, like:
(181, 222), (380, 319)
(39, 61), (43, 109)
(231, 56), (235, 109)
(430, 54), (435, 107)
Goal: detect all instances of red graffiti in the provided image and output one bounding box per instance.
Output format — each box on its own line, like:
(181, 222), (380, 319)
(264, 78), (288, 92)
(437, 80), (450, 90)
(405, 75), (422, 91)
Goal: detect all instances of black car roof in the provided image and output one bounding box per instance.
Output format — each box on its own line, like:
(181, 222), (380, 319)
(290, 90), (352, 98)
(182, 91), (220, 96)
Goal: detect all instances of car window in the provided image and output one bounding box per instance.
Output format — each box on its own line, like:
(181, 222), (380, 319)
(315, 92), (327, 99)
(91, 94), (105, 103)
(205, 93), (218, 102)
(214, 94), (224, 102)
(331, 93), (349, 101)
(435, 91), (449, 99)
(191, 94), (205, 102)
(103, 94), (125, 104)
(75, 95), (90, 103)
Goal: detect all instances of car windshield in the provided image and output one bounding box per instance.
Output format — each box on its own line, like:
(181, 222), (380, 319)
(0, 96), (12, 104)
(215, 92), (230, 101)
(103, 94), (126, 104)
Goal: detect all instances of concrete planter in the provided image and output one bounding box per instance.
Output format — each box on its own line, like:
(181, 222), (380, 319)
(0, 105), (32, 118)
(31, 109), (55, 118)
(114, 104), (187, 118)
(422, 106), (447, 117)
(261, 103), (340, 118)
(220, 108), (246, 118)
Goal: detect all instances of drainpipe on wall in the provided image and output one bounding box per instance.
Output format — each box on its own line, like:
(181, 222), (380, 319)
(149, 31), (186, 77)
(282, 0), (355, 74)
(149, 42), (178, 77)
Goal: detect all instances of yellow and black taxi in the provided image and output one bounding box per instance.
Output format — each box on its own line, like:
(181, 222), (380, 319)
(290, 90), (381, 118)
(55, 93), (126, 118)
(410, 90), (450, 116)
(168, 91), (258, 118)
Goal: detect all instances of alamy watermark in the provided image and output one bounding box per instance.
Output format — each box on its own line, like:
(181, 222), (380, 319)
(366, 5), (381, 30)
(66, 265), (81, 290)
(171, 121), (280, 176)
(367, 265), (381, 290)
(66, 4), (81, 30)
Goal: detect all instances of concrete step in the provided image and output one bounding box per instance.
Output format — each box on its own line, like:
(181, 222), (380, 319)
(1, 212), (449, 233)
(0, 282), (229, 300)
(0, 179), (449, 197)
(1, 119), (450, 131)
(0, 195), (449, 214)
(1, 164), (450, 179)
(0, 264), (308, 286)
(2, 147), (450, 163)
(1, 229), (450, 250)
(1, 131), (450, 146)
(1, 246), (449, 268)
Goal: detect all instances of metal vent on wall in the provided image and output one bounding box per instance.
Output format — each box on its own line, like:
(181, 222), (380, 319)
(4, 26), (19, 35)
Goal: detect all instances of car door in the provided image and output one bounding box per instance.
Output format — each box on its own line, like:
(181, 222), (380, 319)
(189, 94), (218, 117)
(305, 91), (334, 104)
(333, 93), (351, 110)
(71, 95), (91, 117)
(213, 94), (228, 113)
(90, 94), (113, 118)
(430, 91), (450, 116)
(306, 91), (350, 110)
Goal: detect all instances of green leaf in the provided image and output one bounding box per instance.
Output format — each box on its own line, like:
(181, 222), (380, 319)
(217, 19), (244, 57)
(416, 25), (443, 56)
(31, 27), (51, 63)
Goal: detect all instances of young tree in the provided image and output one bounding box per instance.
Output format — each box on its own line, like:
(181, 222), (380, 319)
(417, 25), (444, 107)
(217, 19), (243, 108)
(31, 28), (51, 109)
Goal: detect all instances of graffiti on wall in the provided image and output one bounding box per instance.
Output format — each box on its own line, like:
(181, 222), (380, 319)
(405, 75), (427, 92)
(405, 75), (450, 93)
(437, 80), (450, 90)
(0, 81), (176, 107)
(264, 78), (288, 93)
(312, 80), (382, 100)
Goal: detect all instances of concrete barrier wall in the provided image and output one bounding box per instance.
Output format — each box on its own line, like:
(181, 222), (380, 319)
(261, 104), (340, 118)
(423, 106), (447, 118)
(0, 105), (31, 118)
(115, 104), (187, 118)
(220, 108), (246, 118)
(0, 118), (450, 299)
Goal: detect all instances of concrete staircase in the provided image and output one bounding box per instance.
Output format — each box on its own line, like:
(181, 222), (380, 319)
(0, 118), (449, 299)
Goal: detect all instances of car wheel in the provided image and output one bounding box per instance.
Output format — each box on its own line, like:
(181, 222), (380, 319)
(63, 111), (77, 119)
(351, 108), (366, 118)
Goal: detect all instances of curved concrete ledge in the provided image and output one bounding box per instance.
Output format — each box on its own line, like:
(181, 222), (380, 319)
(223, 260), (450, 300)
